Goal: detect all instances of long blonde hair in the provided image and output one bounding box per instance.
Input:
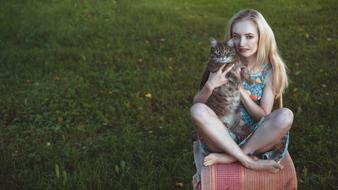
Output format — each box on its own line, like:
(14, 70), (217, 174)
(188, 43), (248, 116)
(226, 9), (288, 98)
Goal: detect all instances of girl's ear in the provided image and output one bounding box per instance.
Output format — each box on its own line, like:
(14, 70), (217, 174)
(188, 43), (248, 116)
(227, 38), (234, 47)
(210, 37), (217, 47)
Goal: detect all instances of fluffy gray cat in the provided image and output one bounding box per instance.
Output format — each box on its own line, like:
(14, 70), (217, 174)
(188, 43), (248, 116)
(200, 38), (253, 138)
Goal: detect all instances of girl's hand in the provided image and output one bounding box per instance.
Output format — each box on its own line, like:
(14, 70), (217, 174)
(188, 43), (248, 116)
(239, 84), (247, 97)
(206, 63), (235, 90)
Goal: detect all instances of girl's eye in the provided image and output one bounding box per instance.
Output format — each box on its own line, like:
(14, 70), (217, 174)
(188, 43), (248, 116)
(246, 35), (254, 39)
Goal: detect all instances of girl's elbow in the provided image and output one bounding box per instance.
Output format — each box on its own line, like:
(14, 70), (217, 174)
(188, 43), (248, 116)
(192, 96), (199, 104)
(262, 106), (273, 116)
(263, 110), (271, 116)
(258, 110), (270, 120)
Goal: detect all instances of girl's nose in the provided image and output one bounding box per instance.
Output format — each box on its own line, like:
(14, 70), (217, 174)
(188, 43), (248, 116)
(239, 37), (245, 47)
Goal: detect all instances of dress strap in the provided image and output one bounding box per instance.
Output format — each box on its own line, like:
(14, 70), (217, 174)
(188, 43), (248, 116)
(261, 64), (272, 82)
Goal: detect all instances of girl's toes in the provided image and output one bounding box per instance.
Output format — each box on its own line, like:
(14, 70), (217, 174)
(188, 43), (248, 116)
(203, 159), (214, 166)
(273, 162), (283, 170)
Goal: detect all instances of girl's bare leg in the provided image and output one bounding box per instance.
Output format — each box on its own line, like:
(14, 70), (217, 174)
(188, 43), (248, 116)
(191, 103), (282, 172)
(204, 108), (293, 166)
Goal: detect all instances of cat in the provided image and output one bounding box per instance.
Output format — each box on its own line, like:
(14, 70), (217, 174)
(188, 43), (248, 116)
(200, 38), (253, 138)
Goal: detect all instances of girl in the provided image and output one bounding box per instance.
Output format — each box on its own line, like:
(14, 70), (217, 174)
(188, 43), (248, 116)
(191, 9), (293, 172)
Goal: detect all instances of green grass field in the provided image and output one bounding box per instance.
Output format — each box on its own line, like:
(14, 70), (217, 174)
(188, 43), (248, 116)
(0, 0), (337, 189)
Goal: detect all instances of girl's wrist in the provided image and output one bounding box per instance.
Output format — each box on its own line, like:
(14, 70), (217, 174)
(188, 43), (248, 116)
(239, 86), (244, 94)
(205, 81), (215, 91)
(239, 86), (248, 99)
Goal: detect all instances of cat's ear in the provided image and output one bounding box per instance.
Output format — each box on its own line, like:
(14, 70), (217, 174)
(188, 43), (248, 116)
(226, 38), (235, 47)
(210, 37), (217, 47)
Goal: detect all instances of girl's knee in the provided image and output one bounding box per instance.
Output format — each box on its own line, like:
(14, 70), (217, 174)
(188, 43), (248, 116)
(281, 108), (294, 124)
(190, 103), (208, 120)
(276, 108), (294, 129)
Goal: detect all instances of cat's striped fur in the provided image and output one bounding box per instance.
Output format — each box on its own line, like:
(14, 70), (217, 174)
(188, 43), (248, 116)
(203, 38), (252, 133)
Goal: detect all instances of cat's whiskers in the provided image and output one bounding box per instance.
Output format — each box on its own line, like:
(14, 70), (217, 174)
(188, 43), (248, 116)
(217, 56), (233, 64)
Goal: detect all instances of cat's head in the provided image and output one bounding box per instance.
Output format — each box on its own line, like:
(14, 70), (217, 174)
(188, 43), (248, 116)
(208, 38), (237, 72)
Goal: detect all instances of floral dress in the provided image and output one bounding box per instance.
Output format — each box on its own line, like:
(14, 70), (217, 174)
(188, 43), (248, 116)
(236, 63), (289, 162)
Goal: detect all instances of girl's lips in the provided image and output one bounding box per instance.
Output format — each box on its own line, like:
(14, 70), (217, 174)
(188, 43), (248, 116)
(238, 48), (249, 52)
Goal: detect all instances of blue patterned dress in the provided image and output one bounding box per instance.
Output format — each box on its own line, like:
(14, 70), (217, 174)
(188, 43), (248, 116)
(235, 64), (289, 162)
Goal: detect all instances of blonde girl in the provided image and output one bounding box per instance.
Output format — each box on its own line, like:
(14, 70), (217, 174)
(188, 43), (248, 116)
(191, 9), (293, 172)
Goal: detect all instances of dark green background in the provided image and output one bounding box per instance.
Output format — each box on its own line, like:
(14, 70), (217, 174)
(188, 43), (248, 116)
(0, 0), (337, 189)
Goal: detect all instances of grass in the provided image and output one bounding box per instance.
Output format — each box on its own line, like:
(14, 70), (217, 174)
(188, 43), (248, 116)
(0, 0), (337, 189)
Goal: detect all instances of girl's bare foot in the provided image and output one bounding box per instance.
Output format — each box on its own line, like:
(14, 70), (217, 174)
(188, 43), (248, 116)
(204, 153), (283, 173)
(203, 153), (236, 166)
(246, 159), (284, 173)
(203, 153), (260, 166)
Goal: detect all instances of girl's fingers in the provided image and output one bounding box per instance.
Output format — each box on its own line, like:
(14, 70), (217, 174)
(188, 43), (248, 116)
(223, 63), (234, 74)
(274, 162), (284, 170)
(218, 64), (227, 74)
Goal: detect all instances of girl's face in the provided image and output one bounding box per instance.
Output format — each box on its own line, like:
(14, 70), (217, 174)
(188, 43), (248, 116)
(231, 20), (259, 59)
